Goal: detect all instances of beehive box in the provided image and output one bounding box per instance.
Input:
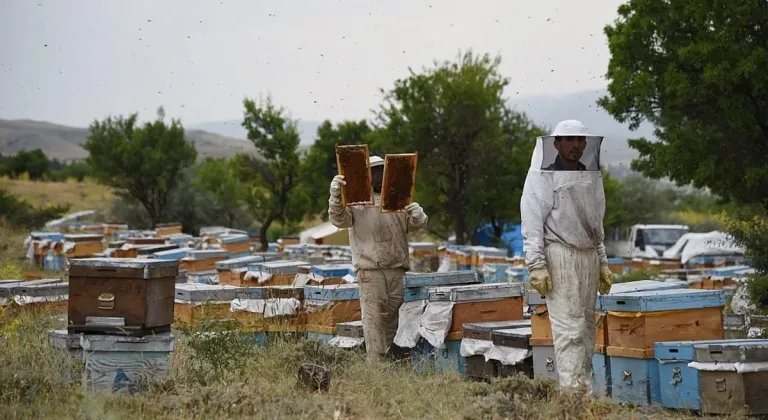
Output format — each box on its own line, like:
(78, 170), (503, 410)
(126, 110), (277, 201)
(532, 345), (558, 381)
(403, 271), (482, 302)
(336, 320), (364, 338)
(462, 320), (531, 380)
(427, 283), (524, 340)
(610, 355), (661, 406)
(304, 284), (361, 333)
(179, 250), (230, 273)
(136, 244), (179, 257)
(491, 327), (534, 379)
(63, 234), (104, 258)
(218, 234), (250, 255)
(472, 248), (508, 267)
(691, 341), (768, 415)
(244, 260), (309, 286)
(307, 264), (354, 285)
(0, 278), (63, 300)
(126, 237), (166, 246)
(174, 283), (242, 328)
(654, 339), (768, 411)
(603, 289), (726, 358)
(186, 270), (219, 285)
(9, 281), (68, 314)
(216, 255), (267, 285)
(68, 258), (178, 335)
(80, 333), (174, 394)
(155, 223), (183, 237)
(152, 247), (193, 261)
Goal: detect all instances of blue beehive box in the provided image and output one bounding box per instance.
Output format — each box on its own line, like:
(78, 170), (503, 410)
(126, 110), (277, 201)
(404, 287), (429, 302)
(598, 280), (688, 311)
(220, 233), (248, 244)
(304, 284), (359, 301)
(403, 271), (482, 288)
(434, 339), (466, 377)
(592, 351), (610, 398)
(31, 231), (65, 242)
(600, 288), (726, 313)
(153, 247), (193, 261)
(307, 331), (335, 345)
(187, 270), (219, 285)
(310, 264), (354, 279)
(42, 253), (66, 271)
(483, 264), (509, 283)
(654, 339), (768, 410)
(610, 356), (661, 406)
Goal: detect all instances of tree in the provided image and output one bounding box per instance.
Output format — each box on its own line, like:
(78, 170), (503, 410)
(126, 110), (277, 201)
(83, 107), (197, 228)
(602, 171), (631, 229)
(0, 149), (51, 180)
(377, 51), (535, 244)
(598, 0), (768, 210)
(195, 157), (247, 228)
(238, 98), (307, 250)
(300, 120), (372, 217)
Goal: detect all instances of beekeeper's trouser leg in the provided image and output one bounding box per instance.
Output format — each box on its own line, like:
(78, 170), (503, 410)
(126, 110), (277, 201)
(545, 243), (599, 392)
(357, 268), (406, 361)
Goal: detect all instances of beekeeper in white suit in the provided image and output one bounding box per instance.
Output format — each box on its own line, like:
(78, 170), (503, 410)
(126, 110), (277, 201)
(328, 155), (428, 361)
(520, 120), (613, 391)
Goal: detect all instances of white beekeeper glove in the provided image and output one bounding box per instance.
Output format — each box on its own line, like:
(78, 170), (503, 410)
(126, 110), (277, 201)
(405, 202), (427, 224)
(329, 175), (346, 203)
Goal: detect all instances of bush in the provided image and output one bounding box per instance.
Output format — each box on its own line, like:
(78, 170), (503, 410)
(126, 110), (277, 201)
(0, 189), (69, 230)
(726, 205), (768, 310)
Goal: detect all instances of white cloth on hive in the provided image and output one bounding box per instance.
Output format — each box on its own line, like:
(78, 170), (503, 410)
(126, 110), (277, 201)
(393, 300), (425, 348)
(460, 338), (493, 358)
(418, 301), (454, 349)
(328, 336), (364, 349)
(485, 346), (531, 366)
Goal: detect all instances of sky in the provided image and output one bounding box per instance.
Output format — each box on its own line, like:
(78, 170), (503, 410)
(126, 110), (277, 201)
(1, 0), (626, 127)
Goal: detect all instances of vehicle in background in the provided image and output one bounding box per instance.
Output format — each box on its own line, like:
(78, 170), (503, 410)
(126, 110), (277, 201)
(605, 224), (690, 259)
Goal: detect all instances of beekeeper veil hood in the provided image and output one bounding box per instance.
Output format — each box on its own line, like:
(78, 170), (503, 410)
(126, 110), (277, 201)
(520, 119), (607, 271)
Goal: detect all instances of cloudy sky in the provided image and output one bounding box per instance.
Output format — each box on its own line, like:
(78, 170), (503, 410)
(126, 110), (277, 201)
(1, 0), (625, 127)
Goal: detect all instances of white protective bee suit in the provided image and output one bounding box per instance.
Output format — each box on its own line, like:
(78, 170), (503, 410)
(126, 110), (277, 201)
(328, 156), (428, 360)
(520, 120), (612, 391)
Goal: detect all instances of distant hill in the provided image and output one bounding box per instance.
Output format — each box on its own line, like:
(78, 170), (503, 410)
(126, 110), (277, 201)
(0, 119), (258, 161)
(192, 89), (655, 167)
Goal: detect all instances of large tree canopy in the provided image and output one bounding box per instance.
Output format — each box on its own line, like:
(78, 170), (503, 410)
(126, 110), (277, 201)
(599, 0), (768, 208)
(84, 107), (197, 227)
(377, 51), (542, 244)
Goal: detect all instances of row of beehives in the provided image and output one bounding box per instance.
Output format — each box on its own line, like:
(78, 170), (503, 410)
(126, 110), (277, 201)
(605, 254), (751, 276)
(526, 280), (768, 415)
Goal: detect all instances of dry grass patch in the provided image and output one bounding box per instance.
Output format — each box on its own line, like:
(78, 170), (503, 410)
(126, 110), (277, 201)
(0, 178), (113, 213)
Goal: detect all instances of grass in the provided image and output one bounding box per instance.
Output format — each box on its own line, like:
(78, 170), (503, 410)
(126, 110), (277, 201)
(0, 228), (751, 419)
(0, 177), (113, 213)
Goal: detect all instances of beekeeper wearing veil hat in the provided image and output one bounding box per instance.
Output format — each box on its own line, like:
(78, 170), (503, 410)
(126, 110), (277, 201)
(520, 119), (614, 391)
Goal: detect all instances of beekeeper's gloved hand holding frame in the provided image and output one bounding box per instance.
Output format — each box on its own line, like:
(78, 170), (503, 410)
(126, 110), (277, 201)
(520, 119), (608, 393)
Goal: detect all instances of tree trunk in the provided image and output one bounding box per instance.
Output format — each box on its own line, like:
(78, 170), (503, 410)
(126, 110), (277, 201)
(454, 214), (467, 245)
(258, 215), (275, 252)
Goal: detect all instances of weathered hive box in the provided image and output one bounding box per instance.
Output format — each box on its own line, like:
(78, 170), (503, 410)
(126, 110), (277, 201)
(68, 258), (178, 335)
(63, 234), (104, 258)
(336, 320), (364, 338)
(0, 278), (63, 300)
(403, 271), (482, 302)
(136, 244), (179, 257)
(174, 283), (242, 328)
(428, 282), (524, 340)
(724, 313), (748, 339)
(49, 329), (84, 360)
(307, 264), (354, 285)
(691, 341), (768, 415)
(218, 234), (251, 255)
(186, 270), (219, 285)
(530, 280), (688, 347)
(9, 281), (68, 313)
(155, 222), (182, 237)
(152, 247), (193, 261)
(532, 344), (558, 381)
(304, 284), (361, 333)
(126, 237), (166, 246)
(179, 249), (229, 273)
(216, 255), (267, 285)
(461, 321), (532, 379)
(463, 320), (531, 341)
(472, 247), (508, 267)
(80, 333), (175, 394)
(609, 354), (661, 406)
(245, 260), (309, 286)
(603, 289), (726, 359)
(491, 327), (534, 379)
(166, 233), (196, 247)
(654, 339), (768, 411)
(103, 223), (129, 236)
